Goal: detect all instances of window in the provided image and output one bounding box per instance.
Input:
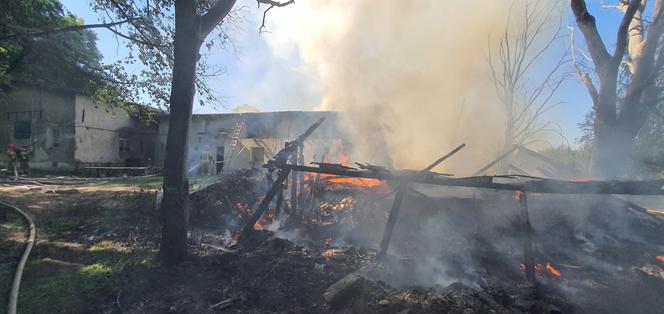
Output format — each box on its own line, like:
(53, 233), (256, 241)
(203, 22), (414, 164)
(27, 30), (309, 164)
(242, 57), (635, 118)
(51, 128), (61, 148)
(81, 109), (85, 123)
(119, 138), (130, 153)
(14, 121), (31, 139)
(6, 110), (41, 121)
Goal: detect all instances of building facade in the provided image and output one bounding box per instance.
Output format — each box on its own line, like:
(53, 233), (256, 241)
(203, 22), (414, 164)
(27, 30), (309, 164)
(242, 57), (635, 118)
(1, 85), (352, 174)
(155, 111), (345, 174)
(0, 85), (157, 171)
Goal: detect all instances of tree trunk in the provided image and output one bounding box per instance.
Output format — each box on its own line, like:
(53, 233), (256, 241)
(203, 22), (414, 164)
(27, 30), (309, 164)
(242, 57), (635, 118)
(159, 0), (202, 266)
(591, 66), (620, 178)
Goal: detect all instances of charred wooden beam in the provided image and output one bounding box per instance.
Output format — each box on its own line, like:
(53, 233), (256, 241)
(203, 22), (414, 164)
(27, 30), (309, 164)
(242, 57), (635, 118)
(276, 164), (664, 195)
(472, 145), (518, 176)
(241, 168), (291, 236)
(377, 181), (408, 258)
(517, 191), (535, 283)
(298, 142), (305, 210)
(274, 187), (284, 219)
(241, 118), (327, 235)
(377, 144), (466, 258)
(422, 143), (466, 172)
(290, 148), (298, 214)
(267, 117), (326, 170)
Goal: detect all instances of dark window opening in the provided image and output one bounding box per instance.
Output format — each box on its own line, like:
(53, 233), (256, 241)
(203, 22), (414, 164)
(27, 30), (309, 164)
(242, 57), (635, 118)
(81, 109), (85, 123)
(52, 128), (61, 148)
(119, 138), (130, 153)
(14, 121), (31, 139)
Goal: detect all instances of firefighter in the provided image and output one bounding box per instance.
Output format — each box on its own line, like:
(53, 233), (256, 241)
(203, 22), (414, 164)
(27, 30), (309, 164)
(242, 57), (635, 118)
(19, 144), (31, 176)
(7, 144), (18, 177)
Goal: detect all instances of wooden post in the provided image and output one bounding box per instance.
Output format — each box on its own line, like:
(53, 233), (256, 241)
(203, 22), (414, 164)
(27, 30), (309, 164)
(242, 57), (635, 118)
(518, 191), (535, 283)
(377, 181), (408, 258)
(298, 142), (305, 210)
(275, 188), (284, 220)
(377, 144), (466, 258)
(241, 169), (291, 236)
(290, 148), (298, 215)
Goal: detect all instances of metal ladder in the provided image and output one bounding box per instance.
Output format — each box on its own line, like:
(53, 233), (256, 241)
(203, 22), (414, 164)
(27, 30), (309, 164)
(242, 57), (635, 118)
(226, 120), (245, 165)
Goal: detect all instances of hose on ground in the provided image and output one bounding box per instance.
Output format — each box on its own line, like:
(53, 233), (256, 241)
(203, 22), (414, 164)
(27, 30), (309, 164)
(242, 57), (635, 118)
(1, 200), (36, 314)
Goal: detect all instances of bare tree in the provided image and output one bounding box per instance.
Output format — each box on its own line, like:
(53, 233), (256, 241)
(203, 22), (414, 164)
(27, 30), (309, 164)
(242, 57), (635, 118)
(489, 1), (569, 157)
(570, 0), (664, 178)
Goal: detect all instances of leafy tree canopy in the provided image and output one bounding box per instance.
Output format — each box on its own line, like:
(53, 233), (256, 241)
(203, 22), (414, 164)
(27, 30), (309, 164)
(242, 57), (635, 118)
(0, 0), (106, 95)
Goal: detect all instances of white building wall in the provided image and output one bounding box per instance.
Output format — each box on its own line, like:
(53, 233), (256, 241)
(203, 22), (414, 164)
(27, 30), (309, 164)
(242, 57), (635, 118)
(73, 95), (135, 163)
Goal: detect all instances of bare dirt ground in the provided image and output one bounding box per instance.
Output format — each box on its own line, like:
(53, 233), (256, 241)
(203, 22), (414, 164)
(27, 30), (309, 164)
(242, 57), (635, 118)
(0, 177), (161, 314)
(0, 175), (567, 313)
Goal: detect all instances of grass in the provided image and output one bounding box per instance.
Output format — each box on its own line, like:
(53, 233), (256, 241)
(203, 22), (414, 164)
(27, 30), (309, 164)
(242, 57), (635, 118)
(104, 175), (164, 189)
(0, 188), (160, 314)
(13, 239), (157, 313)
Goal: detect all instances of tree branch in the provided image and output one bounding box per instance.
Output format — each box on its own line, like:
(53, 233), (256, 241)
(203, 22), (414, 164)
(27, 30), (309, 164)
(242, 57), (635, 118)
(0, 20), (131, 41)
(569, 26), (600, 107)
(571, 0), (612, 68)
(200, 0), (239, 37)
(613, 0), (643, 65)
(257, 0), (294, 33)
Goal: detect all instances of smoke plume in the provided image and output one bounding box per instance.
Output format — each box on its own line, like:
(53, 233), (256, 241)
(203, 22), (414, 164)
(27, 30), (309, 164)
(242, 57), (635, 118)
(263, 0), (558, 173)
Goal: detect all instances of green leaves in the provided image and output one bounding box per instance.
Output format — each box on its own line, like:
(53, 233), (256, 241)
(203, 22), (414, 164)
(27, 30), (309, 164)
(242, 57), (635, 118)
(0, 0), (104, 95)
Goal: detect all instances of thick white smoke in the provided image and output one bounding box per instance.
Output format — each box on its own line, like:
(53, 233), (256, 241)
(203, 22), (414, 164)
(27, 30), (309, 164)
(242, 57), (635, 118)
(260, 0), (558, 173)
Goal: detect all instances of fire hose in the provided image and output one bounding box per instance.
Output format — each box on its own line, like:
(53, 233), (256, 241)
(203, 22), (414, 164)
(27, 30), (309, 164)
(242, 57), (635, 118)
(0, 200), (36, 314)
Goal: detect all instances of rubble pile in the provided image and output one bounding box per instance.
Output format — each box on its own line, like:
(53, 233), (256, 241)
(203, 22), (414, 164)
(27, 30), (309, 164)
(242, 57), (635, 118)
(190, 169), (265, 230)
(201, 231), (562, 313)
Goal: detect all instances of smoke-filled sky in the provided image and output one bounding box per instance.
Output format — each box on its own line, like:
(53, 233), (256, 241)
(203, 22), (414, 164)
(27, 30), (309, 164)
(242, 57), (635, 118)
(62, 0), (632, 152)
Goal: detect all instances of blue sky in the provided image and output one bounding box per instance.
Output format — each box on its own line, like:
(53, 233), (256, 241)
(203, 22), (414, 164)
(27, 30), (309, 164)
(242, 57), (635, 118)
(59, 0), (632, 144)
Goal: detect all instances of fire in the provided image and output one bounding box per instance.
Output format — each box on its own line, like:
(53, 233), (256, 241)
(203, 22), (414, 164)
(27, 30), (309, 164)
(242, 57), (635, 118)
(339, 153), (350, 166)
(235, 202), (252, 219)
(546, 263), (561, 277)
(572, 177), (592, 182)
(520, 262), (562, 277)
(322, 249), (345, 259)
(656, 255), (664, 262)
(326, 177), (384, 188)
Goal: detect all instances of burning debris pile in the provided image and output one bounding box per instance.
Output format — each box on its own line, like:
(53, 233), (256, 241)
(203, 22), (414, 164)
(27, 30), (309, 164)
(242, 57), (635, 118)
(188, 118), (664, 313)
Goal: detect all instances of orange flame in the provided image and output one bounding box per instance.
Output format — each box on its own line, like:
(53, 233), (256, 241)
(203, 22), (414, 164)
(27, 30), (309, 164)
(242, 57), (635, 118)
(656, 255), (664, 262)
(546, 263), (561, 277)
(339, 153), (350, 166)
(322, 249), (345, 259)
(520, 262), (562, 277)
(326, 177), (384, 188)
(572, 177), (592, 182)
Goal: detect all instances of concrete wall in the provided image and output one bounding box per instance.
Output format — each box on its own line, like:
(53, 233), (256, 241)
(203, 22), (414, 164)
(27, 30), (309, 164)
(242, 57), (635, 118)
(1, 86), (158, 171)
(0, 85), (76, 169)
(73, 95), (136, 164)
